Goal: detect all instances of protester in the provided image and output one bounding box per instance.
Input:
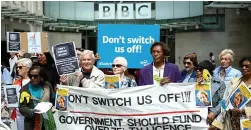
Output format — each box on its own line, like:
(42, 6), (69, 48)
(195, 60), (226, 127)
(213, 49), (242, 88)
(60, 50), (105, 88)
(12, 58), (32, 130)
(212, 57), (251, 130)
(139, 42), (181, 86)
(37, 52), (59, 91)
(112, 57), (137, 88)
(180, 53), (198, 83)
(1, 64), (13, 129)
(1, 66), (12, 128)
(9, 53), (18, 75)
(14, 58), (32, 86)
(19, 66), (56, 130)
(11, 51), (32, 80)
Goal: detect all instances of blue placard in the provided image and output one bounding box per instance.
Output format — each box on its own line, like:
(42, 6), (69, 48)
(97, 24), (160, 68)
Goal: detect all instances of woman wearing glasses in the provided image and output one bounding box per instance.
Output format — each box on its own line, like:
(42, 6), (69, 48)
(195, 60), (226, 129)
(112, 57), (137, 88)
(212, 57), (251, 130)
(19, 66), (56, 130)
(180, 53), (198, 83)
(12, 58), (32, 130)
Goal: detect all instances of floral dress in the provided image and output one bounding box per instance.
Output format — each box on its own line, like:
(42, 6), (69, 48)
(120, 76), (137, 88)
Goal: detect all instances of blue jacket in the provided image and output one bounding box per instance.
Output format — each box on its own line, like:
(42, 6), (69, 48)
(180, 69), (197, 83)
(213, 66), (242, 88)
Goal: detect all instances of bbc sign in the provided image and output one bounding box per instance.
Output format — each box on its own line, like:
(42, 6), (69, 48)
(98, 3), (151, 19)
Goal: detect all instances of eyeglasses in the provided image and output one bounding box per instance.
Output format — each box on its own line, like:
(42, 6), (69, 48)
(183, 62), (192, 65)
(17, 66), (26, 70)
(28, 74), (40, 79)
(112, 64), (123, 68)
(242, 64), (251, 69)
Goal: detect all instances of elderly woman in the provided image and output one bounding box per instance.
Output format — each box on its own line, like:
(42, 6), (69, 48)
(19, 66), (56, 130)
(212, 57), (251, 130)
(180, 53), (198, 83)
(14, 58), (32, 86)
(195, 60), (226, 127)
(12, 58), (32, 130)
(213, 49), (242, 88)
(112, 57), (137, 88)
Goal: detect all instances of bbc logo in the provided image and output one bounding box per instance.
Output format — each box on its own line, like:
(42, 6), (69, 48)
(97, 3), (151, 19)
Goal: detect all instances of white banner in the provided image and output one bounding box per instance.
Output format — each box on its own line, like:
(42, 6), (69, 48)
(54, 83), (209, 130)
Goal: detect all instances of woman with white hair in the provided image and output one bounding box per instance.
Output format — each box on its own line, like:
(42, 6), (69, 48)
(213, 49), (242, 88)
(112, 57), (137, 88)
(12, 58), (32, 130)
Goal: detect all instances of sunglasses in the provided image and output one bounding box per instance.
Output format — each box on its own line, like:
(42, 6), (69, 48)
(112, 64), (123, 68)
(17, 66), (26, 70)
(195, 67), (203, 71)
(28, 74), (40, 79)
(242, 64), (251, 69)
(183, 62), (192, 65)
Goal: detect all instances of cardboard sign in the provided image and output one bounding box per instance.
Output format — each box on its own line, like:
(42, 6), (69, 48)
(20, 32), (48, 53)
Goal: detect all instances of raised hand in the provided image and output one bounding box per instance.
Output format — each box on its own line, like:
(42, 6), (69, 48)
(59, 74), (68, 84)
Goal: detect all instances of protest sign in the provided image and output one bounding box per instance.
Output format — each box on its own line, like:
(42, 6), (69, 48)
(240, 119), (251, 130)
(97, 24), (160, 68)
(3, 85), (20, 108)
(27, 32), (42, 53)
(105, 75), (120, 89)
(54, 83), (209, 130)
(56, 87), (69, 111)
(52, 41), (80, 75)
(7, 32), (21, 52)
(195, 83), (212, 107)
(19, 32), (48, 53)
(228, 82), (251, 109)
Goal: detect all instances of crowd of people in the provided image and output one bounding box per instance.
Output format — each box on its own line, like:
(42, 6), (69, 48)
(1, 42), (251, 130)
